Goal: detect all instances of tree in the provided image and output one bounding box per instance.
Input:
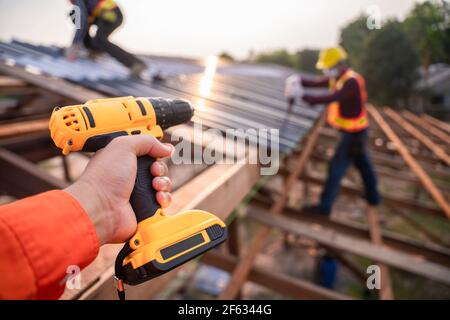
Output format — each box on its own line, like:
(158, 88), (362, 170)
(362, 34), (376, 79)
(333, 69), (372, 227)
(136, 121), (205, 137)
(251, 49), (319, 72)
(296, 49), (320, 74)
(403, 0), (450, 71)
(339, 15), (373, 71)
(219, 51), (235, 62)
(253, 49), (299, 69)
(361, 20), (420, 108)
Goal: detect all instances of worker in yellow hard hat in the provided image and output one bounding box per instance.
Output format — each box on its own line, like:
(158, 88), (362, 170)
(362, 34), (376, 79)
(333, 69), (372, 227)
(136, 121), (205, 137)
(294, 46), (380, 215)
(315, 46), (348, 71)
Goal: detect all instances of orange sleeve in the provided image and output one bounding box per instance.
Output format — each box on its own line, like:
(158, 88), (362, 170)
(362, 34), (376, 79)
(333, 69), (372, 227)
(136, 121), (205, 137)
(0, 190), (100, 299)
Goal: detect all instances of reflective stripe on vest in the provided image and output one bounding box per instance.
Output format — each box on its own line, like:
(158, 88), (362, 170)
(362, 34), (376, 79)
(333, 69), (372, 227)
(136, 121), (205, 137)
(327, 69), (369, 132)
(90, 0), (117, 21)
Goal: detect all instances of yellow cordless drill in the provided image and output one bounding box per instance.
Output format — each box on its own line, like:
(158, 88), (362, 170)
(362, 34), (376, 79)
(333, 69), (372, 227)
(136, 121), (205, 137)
(49, 96), (227, 299)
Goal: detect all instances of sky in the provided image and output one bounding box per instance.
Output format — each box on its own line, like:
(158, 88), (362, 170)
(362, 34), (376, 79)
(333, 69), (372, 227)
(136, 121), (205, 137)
(0, 0), (419, 59)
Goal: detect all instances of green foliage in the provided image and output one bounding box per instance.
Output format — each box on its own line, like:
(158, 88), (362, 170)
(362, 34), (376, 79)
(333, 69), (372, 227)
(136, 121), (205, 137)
(219, 51), (235, 62)
(339, 15), (372, 71)
(338, 1), (450, 107)
(403, 0), (450, 68)
(253, 49), (299, 69)
(296, 49), (320, 74)
(251, 48), (319, 73)
(360, 21), (420, 107)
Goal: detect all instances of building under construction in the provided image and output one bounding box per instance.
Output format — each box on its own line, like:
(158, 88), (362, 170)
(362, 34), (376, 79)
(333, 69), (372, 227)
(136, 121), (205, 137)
(0, 40), (449, 300)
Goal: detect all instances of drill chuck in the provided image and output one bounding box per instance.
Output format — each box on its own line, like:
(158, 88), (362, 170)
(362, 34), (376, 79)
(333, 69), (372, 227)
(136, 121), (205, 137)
(49, 96), (194, 154)
(149, 98), (194, 130)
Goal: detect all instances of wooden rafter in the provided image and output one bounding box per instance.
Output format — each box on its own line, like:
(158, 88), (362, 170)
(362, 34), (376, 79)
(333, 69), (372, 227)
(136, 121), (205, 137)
(248, 207), (450, 286)
(383, 108), (450, 166)
(367, 206), (394, 299)
(402, 111), (450, 146)
(309, 150), (450, 193)
(252, 195), (450, 266)
(0, 119), (49, 138)
(422, 114), (450, 134)
(368, 105), (450, 220)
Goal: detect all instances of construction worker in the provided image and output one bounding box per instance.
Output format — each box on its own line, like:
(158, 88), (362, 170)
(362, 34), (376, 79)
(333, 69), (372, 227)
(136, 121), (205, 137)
(0, 136), (174, 299)
(65, 0), (147, 77)
(300, 46), (380, 215)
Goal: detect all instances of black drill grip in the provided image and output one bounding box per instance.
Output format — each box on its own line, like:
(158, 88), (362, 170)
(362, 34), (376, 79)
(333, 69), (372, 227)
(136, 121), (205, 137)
(129, 156), (160, 223)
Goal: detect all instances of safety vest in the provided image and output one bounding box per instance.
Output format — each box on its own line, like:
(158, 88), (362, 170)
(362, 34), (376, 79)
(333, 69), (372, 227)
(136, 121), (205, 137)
(90, 0), (117, 22)
(327, 69), (369, 132)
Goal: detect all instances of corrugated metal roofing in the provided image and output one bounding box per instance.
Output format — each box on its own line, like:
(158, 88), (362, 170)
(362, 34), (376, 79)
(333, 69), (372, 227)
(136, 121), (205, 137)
(0, 40), (323, 153)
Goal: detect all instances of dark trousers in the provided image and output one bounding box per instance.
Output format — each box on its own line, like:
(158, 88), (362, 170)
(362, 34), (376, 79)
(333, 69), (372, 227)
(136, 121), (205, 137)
(83, 7), (140, 68)
(319, 129), (380, 214)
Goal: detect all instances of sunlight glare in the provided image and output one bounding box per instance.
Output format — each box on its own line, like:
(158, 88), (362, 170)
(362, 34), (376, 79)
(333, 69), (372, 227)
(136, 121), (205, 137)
(199, 55), (218, 97)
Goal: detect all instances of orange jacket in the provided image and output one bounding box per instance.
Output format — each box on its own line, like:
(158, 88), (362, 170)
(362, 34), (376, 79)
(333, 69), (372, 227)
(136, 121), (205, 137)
(0, 190), (99, 299)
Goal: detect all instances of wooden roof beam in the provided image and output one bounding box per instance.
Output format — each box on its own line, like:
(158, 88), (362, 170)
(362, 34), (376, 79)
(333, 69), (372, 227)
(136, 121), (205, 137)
(247, 207), (450, 286)
(383, 108), (450, 166)
(367, 105), (450, 220)
(422, 114), (450, 134)
(402, 111), (450, 146)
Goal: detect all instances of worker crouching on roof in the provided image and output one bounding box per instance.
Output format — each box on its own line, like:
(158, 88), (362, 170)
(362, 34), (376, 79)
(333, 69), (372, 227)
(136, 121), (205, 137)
(298, 46), (381, 215)
(65, 0), (147, 77)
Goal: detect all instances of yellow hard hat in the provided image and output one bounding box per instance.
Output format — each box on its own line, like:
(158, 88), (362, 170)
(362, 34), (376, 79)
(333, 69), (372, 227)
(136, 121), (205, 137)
(316, 46), (348, 70)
